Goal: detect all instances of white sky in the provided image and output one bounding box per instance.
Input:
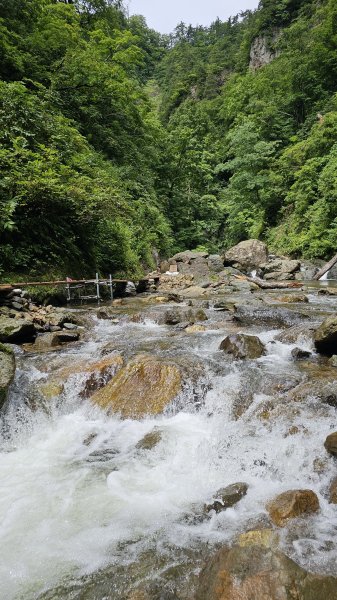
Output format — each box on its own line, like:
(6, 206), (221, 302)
(127, 0), (260, 33)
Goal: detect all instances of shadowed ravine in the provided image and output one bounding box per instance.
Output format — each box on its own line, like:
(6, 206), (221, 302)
(1, 285), (337, 599)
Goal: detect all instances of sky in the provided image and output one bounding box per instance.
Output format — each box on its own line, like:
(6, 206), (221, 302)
(127, 0), (260, 34)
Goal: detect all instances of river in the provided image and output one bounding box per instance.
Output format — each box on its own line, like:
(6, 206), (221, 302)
(1, 284), (337, 599)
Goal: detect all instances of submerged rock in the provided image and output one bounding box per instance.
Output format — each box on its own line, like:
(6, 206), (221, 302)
(91, 355), (181, 418)
(136, 428), (162, 450)
(0, 344), (15, 407)
(329, 477), (337, 504)
(266, 489), (319, 527)
(220, 334), (265, 359)
(291, 347), (312, 360)
(196, 530), (337, 600)
(205, 483), (248, 513)
(224, 239), (268, 269)
(314, 315), (337, 355)
(0, 316), (36, 343)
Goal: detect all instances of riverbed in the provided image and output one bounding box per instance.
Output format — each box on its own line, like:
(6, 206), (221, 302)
(1, 283), (337, 599)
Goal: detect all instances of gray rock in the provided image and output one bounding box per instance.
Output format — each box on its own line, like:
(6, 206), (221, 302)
(207, 254), (224, 273)
(262, 258), (301, 275)
(63, 322), (78, 330)
(224, 239), (268, 269)
(171, 251), (209, 263)
(205, 482), (248, 513)
(291, 347), (312, 360)
(0, 344), (15, 408)
(235, 306), (310, 327)
(264, 271), (295, 281)
(0, 316), (36, 343)
(164, 308), (208, 325)
(220, 334), (265, 359)
(124, 281), (137, 296)
(11, 302), (23, 311)
(33, 331), (79, 351)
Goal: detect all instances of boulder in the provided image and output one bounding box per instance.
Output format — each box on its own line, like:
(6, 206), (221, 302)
(314, 315), (337, 355)
(32, 331), (79, 351)
(287, 379), (337, 407)
(291, 347), (312, 360)
(324, 432), (337, 456)
(185, 324), (207, 333)
(90, 355), (181, 418)
(196, 531), (337, 600)
(171, 251), (209, 263)
(264, 271), (295, 281)
(224, 239), (268, 270)
(275, 324), (317, 344)
(205, 483), (248, 513)
(262, 258), (301, 275)
(0, 316), (36, 343)
(266, 489), (319, 527)
(0, 344), (15, 407)
(220, 334), (266, 359)
(235, 306), (310, 327)
(164, 307), (207, 325)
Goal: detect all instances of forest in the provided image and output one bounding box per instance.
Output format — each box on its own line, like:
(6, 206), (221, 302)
(0, 0), (337, 278)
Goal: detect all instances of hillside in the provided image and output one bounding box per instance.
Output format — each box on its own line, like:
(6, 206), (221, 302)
(1, 0), (337, 279)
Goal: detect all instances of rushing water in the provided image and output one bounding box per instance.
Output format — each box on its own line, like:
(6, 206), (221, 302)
(1, 288), (337, 599)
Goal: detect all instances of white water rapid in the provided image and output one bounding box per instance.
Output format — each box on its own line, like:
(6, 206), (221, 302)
(1, 295), (337, 599)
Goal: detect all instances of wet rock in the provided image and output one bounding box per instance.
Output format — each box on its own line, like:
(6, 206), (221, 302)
(324, 432), (337, 456)
(80, 355), (124, 397)
(37, 380), (64, 400)
(329, 477), (337, 503)
(205, 483), (248, 513)
(196, 531), (337, 600)
(287, 379), (337, 407)
(266, 489), (319, 527)
(275, 324), (317, 344)
(0, 343), (15, 407)
(164, 308), (207, 325)
(291, 347), (312, 360)
(235, 306), (310, 327)
(185, 324), (207, 333)
(223, 239), (268, 269)
(275, 294), (308, 303)
(63, 322), (78, 330)
(220, 334), (265, 359)
(213, 301), (235, 312)
(157, 274), (194, 293)
(33, 331), (79, 351)
(91, 355), (182, 418)
(0, 316), (36, 343)
(314, 315), (337, 355)
(136, 428), (162, 450)
(97, 306), (118, 320)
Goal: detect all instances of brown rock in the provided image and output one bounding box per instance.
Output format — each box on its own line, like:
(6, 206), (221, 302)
(324, 432), (337, 456)
(220, 334), (265, 359)
(275, 294), (309, 303)
(185, 324), (207, 333)
(266, 489), (319, 527)
(136, 428), (162, 450)
(315, 315), (337, 355)
(196, 532), (337, 600)
(91, 355), (181, 418)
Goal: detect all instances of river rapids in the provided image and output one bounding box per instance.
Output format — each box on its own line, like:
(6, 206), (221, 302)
(1, 284), (337, 599)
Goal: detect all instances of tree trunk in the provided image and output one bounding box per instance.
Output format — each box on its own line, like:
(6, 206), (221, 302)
(313, 253), (337, 280)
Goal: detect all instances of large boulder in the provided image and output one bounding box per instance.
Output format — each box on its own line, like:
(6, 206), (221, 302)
(91, 355), (182, 418)
(196, 530), (337, 600)
(170, 251), (209, 263)
(314, 315), (337, 355)
(223, 239), (268, 269)
(266, 489), (319, 527)
(0, 316), (36, 343)
(0, 344), (15, 407)
(220, 334), (266, 359)
(262, 258), (301, 275)
(32, 331), (80, 352)
(275, 324), (317, 344)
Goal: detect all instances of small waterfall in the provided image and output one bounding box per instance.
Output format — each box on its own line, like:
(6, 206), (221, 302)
(319, 270), (330, 281)
(250, 270), (257, 279)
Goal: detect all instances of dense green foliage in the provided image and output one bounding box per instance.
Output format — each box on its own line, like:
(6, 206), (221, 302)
(1, 0), (337, 278)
